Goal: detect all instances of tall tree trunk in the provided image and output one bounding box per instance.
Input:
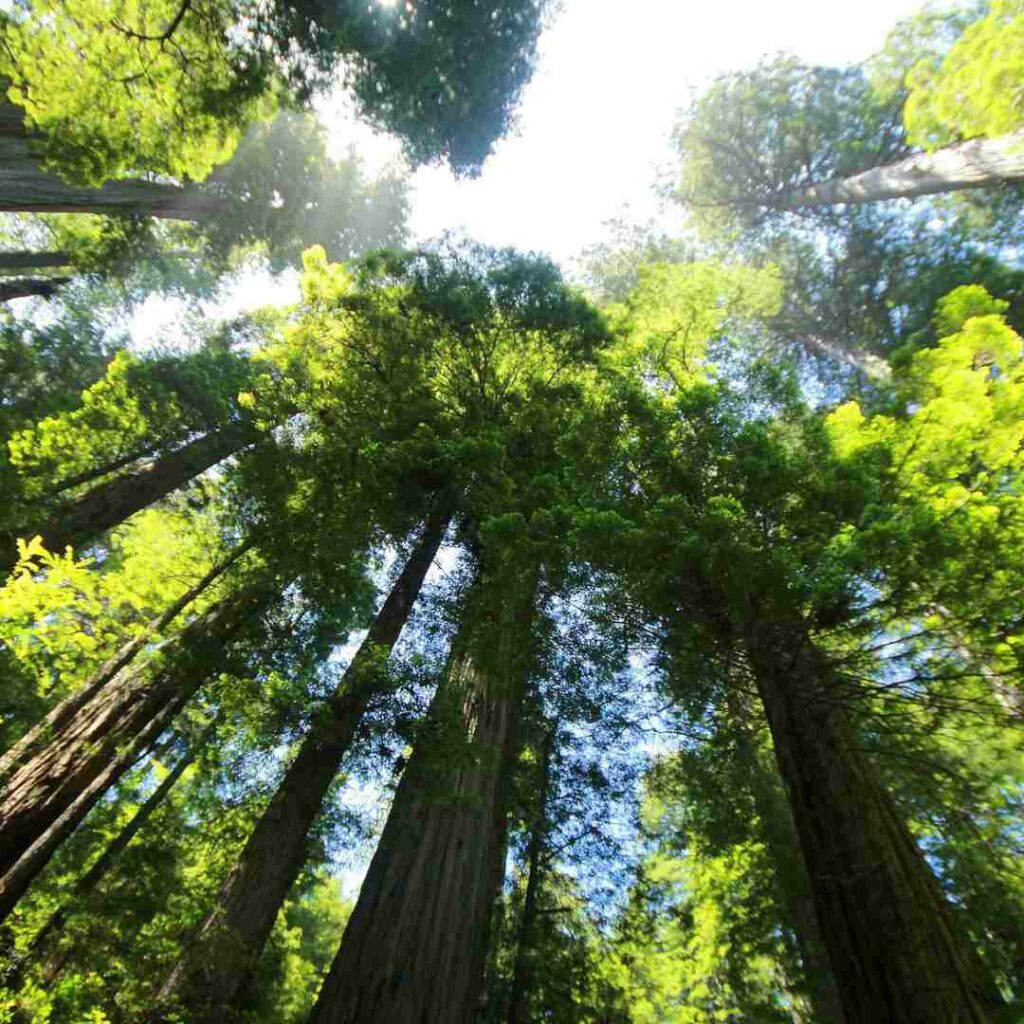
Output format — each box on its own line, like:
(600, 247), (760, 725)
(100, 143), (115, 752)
(0, 584), (272, 913)
(1, 419), (263, 575)
(743, 605), (997, 1023)
(0, 684), (184, 922)
(507, 723), (556, 1024)
(723, 686), (845, 1024)
(152, 513), (449, 1022)
(772, 131), (1024, 209)
(11, 719), (214, 983)
(0, 542), (250, 783)
(0, 277), (69, 301)
(0, 251), (71, 271)
(0, 100), (223, 220)
(0, 125), (225, 221)
(746, 740), (846, 1023)
(308, 566), (538, 1024)
(50, 440), (169, 497)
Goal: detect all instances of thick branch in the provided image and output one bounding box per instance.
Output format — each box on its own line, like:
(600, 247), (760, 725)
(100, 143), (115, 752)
(773, 131), (1024, 210)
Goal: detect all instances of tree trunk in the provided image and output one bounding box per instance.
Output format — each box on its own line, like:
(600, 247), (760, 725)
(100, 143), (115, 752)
(1, 419), (262, 575)
(507, 723), (555, 1024)
(0, 277), (69, 301)
(152, 514), (449, 1022)
(308, 567), (538, 1024)
(773, 131), (1024, 209)
(0, 129), (226, 221)
(0, 251), (72, 271)
(0, 584), (271, 914)
(744, 606), (997, 1023)
(50, 441), (169, 497)
(723, 687), (845, 1024)
(0, 686), (183, 922)
(0, 100), (223, 220)
(21, 719), (214, 978)
(0, 541), (250, 783)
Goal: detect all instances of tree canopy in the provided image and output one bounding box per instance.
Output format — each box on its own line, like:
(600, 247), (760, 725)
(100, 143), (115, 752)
(0, 3), (1021, 1024)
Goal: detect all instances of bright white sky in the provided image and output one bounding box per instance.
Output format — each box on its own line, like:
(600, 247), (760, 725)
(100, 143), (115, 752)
(323, 0), (928, 264)
(134, 0), (926, 342)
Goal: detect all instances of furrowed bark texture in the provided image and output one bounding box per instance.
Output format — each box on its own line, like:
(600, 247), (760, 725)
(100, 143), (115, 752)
(745, 609), (995, 1023)
(774, 131), (1024, 209)
(747, 741), (846, 1023)
(0, 419), (262, 575)
(26, 721), (212, 974)
(723, 686), (845, 1024)
(309, 568), (538, 1024)
(0, 585), (270, 908)
(0, 543), (249, 784)
(507, 724), (555, 1024)
(153, 514), (449, 1021)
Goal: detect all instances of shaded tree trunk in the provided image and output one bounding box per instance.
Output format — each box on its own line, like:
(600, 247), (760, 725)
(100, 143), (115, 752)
(152, 513), (449, 1022)
(773, 131), (1024, 209)
(507, 723), (556, 1024)
(0, 584), (272, 917)
(0, 542), (250, 783)
(18, 719), (215, 980)
(0, 277), (69, 301)
(1, 419), (263, 575)
(50, 441), (169, 497)
(308, 566), (538, 1024)
(749, 744), (846, 1023)
(743, 606), (997, 1023)
(0, 251), (72, 271)
(723, 686), (845, 1024)
(0, 687), (183, 922)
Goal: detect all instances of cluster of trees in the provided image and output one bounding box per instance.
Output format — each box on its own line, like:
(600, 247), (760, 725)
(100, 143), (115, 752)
(0, 1), (1022, 1023)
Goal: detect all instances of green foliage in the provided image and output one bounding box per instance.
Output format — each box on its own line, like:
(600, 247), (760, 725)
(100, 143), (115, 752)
(1, 0), (272, 185)
(675, 56), (906, 233)
(0, 506), (223, 741)
(904, 0), (1024, 147)
(1, 0), (547, 184)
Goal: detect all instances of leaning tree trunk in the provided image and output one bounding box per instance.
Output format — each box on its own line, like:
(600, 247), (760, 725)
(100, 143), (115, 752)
(772, 130), (1024, 209)
(152, 513), (449, 1022)
(0, 584), (272, 917)
(0, 170), (226, 219)
(0, 115), (226, 221)
(0, 541), (250, 783)
(1, 419), (263, 575)
(507, 723), (555, 1024)
(743, 605), (998, 1023)
(0, 251), (71, 271)
(0, 277), (69, 301)
(308, 566), (538, 1024)
(19, 719), (215, 981)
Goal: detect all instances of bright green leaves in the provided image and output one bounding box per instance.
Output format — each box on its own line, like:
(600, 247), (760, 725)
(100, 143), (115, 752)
(0, 507), (219, 705)
(4, 343), (254, 511)
(606, 261), (781, 387)
(2, 0), (271, 184)
(299, 246), (355, 307)
(904, 0), (1024, 148)
(828, 289), (1024, 493)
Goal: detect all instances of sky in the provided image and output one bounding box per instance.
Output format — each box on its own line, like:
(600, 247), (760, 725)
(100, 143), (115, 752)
(132, 0), (927, 344)
(322, 0), (928, 265)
